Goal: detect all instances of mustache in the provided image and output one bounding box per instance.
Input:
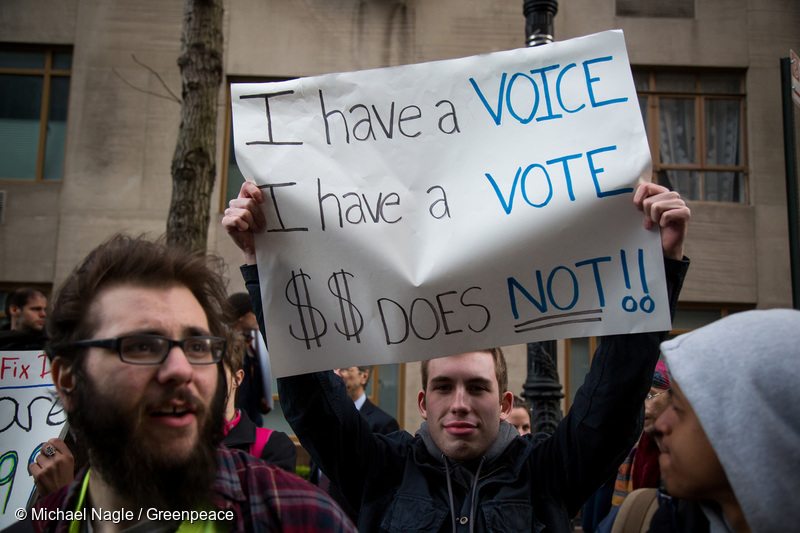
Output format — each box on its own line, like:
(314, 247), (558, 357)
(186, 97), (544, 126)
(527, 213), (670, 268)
(145, 387), (205, 411)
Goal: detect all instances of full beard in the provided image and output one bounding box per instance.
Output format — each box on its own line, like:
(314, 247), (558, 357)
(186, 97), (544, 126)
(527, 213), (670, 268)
(67, 365), (227, 511)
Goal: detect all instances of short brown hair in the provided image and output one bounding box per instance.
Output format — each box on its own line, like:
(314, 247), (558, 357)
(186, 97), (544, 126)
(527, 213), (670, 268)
(47, 234), (232, 364)
(420, 348), (508, 397)
(512, 394), (530, 411)
(7, 287), (46, 313)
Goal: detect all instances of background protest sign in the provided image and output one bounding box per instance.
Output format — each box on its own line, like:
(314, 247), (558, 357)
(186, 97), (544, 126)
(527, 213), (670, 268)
(231, 30), (670, 377)
(0, 351), (66, 528)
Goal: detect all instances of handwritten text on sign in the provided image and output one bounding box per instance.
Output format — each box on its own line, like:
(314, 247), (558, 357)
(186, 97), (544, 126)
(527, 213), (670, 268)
(0, 351), (65, 528)
(231, 30), (670, 377)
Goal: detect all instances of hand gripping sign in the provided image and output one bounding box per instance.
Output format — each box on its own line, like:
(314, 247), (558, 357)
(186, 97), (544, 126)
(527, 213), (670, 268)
(231, 30), (670, 377)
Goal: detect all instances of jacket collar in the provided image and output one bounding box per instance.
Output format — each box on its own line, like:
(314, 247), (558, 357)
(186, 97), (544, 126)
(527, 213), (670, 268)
(223, 409), (257, 448)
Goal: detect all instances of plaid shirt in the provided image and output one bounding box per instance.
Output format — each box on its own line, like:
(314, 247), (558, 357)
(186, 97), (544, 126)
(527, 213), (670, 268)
(31, 447), (356, 533)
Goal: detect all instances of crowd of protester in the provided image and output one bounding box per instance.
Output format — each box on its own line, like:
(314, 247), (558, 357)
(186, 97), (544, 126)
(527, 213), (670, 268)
(3, 179), (798, 532)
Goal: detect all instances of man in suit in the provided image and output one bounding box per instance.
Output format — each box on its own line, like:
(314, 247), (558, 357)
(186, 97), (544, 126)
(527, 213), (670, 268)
(335, 366), (400, 434)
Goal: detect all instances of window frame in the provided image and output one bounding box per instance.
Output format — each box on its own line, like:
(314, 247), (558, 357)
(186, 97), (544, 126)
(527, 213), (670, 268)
(562, 303), (753, 411)
(0, 43), (72, 182)
(635, 67), (749, 204)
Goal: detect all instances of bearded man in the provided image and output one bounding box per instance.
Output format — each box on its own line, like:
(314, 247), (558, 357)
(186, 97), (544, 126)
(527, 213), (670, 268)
(25, 235), (354, 533)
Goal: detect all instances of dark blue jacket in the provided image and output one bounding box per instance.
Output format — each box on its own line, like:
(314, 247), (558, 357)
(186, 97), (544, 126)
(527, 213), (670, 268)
(244, 259), (688, 532)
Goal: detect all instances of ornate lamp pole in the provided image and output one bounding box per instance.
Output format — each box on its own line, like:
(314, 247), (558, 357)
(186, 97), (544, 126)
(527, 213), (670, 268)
(521, 0), (564, 437)
(524, 0), (558, 46)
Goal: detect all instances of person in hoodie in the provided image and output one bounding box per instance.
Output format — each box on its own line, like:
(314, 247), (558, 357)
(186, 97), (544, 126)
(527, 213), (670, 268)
(223, 180), (690, 532)
(649, 309), (800, 533)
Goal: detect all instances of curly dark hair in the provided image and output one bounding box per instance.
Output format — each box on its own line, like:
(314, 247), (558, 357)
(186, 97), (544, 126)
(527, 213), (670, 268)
(46, 234), (232, 365)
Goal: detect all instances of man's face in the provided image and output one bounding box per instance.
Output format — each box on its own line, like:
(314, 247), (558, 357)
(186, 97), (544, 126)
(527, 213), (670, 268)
(11, 293), (47, 332)
(418, 352), (513, 461)
(55, 284), (223, 505)
(654, 381), (731, 500)
(336, 366), (368, 398)
(81, 285), (219, 459)
(508, 406), (531, 436)
(643, 386), (670, 435)
(234, 311), (258, 335)
(54, 284), (224, 509)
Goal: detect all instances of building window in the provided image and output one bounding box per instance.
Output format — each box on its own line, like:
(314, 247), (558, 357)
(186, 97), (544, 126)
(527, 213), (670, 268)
(635, 69), (747, 203)
(221, 108), (246, 210)
(616, 0), (694, 18)
(365, 363), (405, 425)
(0, 45), (71, 181)
(562, 304), (750, 410)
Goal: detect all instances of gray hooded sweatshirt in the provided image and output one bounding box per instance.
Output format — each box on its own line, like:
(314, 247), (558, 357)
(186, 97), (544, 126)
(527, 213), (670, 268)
(661, 309), (800, 533)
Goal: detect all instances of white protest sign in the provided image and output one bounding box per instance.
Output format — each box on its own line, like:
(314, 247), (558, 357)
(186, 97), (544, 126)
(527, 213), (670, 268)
(231, 30), (670, 377)
(0, 351), (65, 528)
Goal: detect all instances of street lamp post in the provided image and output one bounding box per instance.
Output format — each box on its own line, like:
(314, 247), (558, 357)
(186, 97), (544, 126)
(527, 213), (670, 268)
(524, 0), (558, 47)
(521, 0), (564, 438)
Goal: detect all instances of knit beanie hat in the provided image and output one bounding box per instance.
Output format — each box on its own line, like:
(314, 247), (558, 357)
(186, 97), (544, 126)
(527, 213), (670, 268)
(660, 309), (800, 532)
(651, 359), (670, 390)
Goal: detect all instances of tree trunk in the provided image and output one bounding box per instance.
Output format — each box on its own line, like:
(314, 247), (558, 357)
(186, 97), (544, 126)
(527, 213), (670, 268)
(166, 0), (224, 252)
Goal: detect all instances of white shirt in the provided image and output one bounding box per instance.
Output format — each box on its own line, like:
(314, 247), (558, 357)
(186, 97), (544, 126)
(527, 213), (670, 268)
(354, 391), (367, 411)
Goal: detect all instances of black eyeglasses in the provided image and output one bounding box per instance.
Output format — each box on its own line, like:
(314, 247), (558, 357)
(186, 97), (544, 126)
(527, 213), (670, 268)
(69, 334), (226, 365)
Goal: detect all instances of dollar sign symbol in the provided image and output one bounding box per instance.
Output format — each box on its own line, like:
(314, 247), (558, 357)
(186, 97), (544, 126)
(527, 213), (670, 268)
(285, 269), (327, 349)
(328, 269), (364, 342)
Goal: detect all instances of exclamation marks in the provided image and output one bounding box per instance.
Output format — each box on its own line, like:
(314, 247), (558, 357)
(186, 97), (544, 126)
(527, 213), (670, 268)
(619, 249), (655, 313)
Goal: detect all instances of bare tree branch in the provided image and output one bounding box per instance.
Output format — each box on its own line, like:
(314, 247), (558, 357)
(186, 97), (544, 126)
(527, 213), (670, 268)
(112, 68), (180, 103)
(131, 54), (182, 104)
(111, 54), (182, 105)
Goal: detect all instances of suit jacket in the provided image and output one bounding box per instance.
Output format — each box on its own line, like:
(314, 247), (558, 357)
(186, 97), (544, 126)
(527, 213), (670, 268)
(360, 398), (400, 435)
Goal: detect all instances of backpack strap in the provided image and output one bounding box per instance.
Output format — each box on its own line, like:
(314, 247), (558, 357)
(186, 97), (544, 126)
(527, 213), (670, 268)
(611, 488), (659, 533)
(250, 427), (273, 458)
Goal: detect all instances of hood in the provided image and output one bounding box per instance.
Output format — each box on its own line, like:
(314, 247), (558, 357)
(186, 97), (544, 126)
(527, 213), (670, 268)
(660, 309), (800, 532)
(416, 420), (519, 464)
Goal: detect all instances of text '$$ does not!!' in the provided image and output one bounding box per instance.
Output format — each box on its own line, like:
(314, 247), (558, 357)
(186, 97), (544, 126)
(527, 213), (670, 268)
(285, 269), (364, 349)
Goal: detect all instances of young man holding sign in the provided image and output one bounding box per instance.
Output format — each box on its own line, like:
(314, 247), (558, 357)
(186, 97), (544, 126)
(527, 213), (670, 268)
(223, 180), (690, 531)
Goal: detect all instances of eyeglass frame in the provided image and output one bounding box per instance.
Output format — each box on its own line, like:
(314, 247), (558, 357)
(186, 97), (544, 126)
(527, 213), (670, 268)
(645, 390), (668, 402)
(67, 334), (226, 365)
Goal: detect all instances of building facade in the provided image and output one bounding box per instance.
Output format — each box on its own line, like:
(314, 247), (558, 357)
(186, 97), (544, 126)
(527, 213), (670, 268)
(1, 0), (798, 431)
